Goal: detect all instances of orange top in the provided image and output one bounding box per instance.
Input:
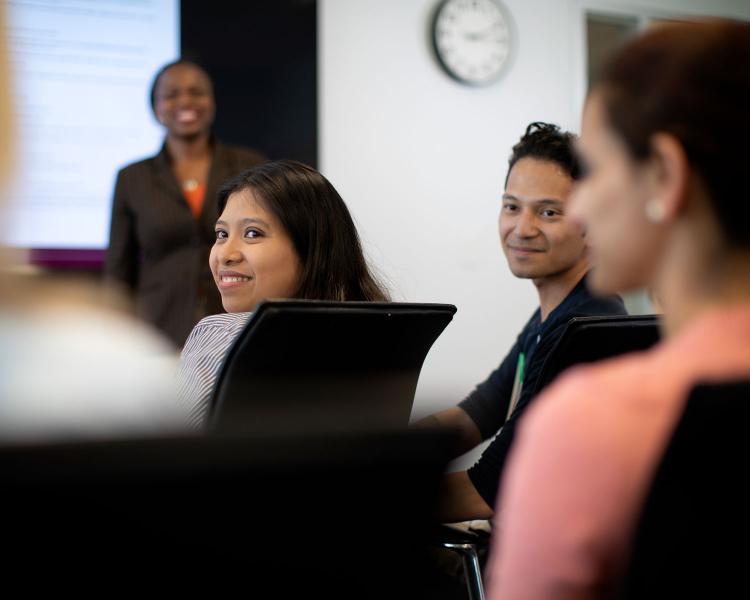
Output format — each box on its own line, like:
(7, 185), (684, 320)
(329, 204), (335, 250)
(183, 183), (207, 220)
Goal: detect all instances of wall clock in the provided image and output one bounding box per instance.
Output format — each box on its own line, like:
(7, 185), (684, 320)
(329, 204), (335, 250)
(432, 0), (514, 86)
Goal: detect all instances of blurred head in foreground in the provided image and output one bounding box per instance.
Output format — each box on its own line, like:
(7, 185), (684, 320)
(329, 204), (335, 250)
(573, 19), (750, 330)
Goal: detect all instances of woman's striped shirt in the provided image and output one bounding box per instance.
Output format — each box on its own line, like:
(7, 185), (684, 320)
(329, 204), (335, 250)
(176, 312), (251, 428)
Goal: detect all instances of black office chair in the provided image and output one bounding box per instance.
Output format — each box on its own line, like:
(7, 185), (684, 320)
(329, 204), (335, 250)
(1, 427), (459, 598)
(531, 314), (661, 396)
(209, 300), (457, 435)
(620, 379), (750, 598)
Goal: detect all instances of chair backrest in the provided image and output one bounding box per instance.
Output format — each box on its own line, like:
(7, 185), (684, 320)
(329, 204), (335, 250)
(209, 300), (457, 435)
(530, 314), (661, 397)
(620, 379), (750, 598)
(1, 427), (458, 596)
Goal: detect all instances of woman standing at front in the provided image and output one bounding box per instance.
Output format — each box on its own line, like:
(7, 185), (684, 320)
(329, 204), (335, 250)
(105, 60), (265, 347)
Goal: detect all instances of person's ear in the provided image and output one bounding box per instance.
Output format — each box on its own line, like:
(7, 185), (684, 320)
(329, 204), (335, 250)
(646, 133), (689, 223)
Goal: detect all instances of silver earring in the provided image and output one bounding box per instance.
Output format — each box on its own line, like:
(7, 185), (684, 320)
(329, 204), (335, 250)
(645, 199), (666, 223)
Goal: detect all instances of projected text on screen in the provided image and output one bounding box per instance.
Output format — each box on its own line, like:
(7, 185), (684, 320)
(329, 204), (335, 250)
(4, 0), (178, 249)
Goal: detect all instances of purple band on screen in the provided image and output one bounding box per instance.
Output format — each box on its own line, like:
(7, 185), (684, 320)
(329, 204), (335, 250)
(29, 249), (106, 270)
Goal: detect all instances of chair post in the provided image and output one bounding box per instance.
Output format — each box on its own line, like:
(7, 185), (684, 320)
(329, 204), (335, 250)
(440, 542), (485, 600)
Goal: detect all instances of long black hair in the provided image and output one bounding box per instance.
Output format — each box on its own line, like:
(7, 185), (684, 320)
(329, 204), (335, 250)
(217, 160), (389, 302)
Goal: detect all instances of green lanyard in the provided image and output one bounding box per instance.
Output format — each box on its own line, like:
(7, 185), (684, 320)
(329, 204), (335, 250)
(506, 351), (525, 421)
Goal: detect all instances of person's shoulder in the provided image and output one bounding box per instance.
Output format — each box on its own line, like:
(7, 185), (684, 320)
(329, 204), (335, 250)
(564, 277), (627, 319)
(190, 312), (251, 339)
(118, 152), (160, 174)
(216, 141), (267, 167)
(193, 312), (251, 334)
(0, 303), (181, 441)
(181, 312), (251, 357)
(524, 350), (654, 446)
(115, 153), (162, 183)
(575, 293), (627, 317)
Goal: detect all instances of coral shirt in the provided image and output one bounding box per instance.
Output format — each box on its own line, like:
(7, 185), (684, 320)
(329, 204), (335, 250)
(487, 304), (750, 599)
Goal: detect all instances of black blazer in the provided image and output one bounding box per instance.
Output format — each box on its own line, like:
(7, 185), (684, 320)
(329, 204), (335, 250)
(105, 139), (266, 347)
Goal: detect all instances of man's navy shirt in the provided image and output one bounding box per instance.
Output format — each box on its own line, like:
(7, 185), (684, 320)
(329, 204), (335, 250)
(459, 275), (627, 507)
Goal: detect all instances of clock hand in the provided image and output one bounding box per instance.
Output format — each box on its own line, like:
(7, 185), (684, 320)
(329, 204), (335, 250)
(464, 25), (501, 41)
(464, 30), (486, 41)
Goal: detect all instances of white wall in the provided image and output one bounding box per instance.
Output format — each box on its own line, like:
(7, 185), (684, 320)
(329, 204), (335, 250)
(320, 0), (750, 467)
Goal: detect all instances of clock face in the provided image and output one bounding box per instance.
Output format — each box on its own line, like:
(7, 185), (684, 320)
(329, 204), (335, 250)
(433, 0), (513, 86)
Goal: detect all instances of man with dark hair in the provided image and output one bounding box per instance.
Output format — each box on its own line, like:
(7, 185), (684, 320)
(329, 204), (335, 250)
(422, 122), (627, 522)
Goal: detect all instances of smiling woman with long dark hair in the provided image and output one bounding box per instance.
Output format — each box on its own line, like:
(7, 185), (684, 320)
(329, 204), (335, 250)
(177, 159), (389, 427)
